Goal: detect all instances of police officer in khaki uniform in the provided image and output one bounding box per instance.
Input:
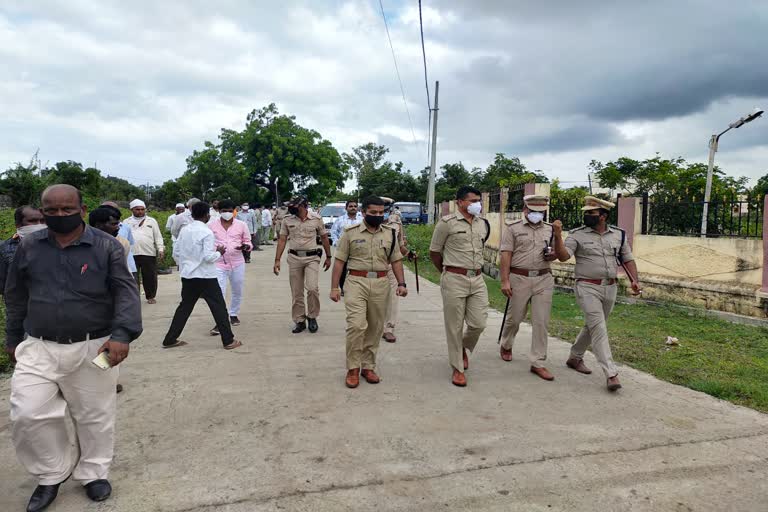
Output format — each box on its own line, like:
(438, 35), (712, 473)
(381, 199), (409, 343)
(429, 186), (490, 387)
(552, 196), (641, 391)
(331, 196), (407, 388)
(273, 203), (289, 242)
(274, 196), (332, 333)
(499, 195), (560, 381)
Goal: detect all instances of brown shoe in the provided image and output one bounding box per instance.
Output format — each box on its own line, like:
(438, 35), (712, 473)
(566, 357), (592, 374)
(382, 333), (397, 343)
(452, 369), (467, 387)
(500, 346), (513, 362)
(607, 375), (622, 392)
(463, 349), (469, 370)
(224, 339), (243, 350)
(530, 366), (555, 381)
(346, 369), (360, 388)
(361, 369), (381, 384)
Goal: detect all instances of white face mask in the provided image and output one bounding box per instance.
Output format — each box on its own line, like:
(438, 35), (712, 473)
(467, 202), (483, 217)
(220, 212), (234, 221)
(242, 206), (249, 211)
(17, 224), (47, 238)
(527, 212), (545, 224)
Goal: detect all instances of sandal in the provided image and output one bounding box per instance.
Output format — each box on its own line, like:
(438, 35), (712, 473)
(162, 340), (188, 349)
(147, 299), (157, 305)
(224, 340), (243, 350)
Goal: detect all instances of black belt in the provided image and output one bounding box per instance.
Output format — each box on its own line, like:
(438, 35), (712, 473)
(289, 249), (322, 257)
(30, 328), (112, 344)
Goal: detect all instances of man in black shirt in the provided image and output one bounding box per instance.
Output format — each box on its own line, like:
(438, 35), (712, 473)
(5, 184), (142, 512)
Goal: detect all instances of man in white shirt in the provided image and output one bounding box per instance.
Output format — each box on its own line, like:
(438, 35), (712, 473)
(124, 199), (164, 304)
(166, 203), (186, 243)
(161, 202), (243, 350)
(171, 198), (200, 239)
(261, 206), (273, 245)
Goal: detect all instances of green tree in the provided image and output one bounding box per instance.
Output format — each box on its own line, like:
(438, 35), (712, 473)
(477, 153), (548, 190)
(753, 172), (768, 197)
(43, 161), (102, 197)
(0, 160), (45, 206)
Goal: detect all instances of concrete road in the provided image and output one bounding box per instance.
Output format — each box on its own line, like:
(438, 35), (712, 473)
(2, 248), (768, 511)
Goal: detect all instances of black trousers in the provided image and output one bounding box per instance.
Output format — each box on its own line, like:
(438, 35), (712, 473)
(133, 255), (158, 299)
(339, 260), (349, 291)
(163, 278), (235, 346)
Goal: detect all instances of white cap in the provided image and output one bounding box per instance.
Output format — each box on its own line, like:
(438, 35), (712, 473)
(129, 199), (146, 209)
(175, 203), (185, 209)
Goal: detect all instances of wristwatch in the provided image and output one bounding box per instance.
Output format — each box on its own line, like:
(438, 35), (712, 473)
(398, 282), (407, 287)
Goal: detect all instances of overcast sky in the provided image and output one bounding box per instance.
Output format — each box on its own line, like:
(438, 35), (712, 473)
(2, 0), (767, 190)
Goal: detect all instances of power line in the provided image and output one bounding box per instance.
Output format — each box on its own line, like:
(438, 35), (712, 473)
(418, 0), (431, 110)
(378, 0), (418, 145)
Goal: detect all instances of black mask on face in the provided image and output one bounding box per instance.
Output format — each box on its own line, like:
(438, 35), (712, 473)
(45, 212), (83, 234)
(365, 214), (384, 228)
(584, 214), (600, 228)
(288, 206), (300, 215)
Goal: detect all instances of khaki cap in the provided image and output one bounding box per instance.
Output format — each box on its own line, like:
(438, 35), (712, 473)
(380, 196), (394, 204)
(523, 195), (549, 212)
(582, 195), (615, 211)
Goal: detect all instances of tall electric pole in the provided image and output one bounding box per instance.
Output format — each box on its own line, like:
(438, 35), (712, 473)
(427, 80), (439, 224)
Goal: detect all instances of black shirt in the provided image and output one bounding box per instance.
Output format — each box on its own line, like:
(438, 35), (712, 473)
(0, 235), (20, 293)
(4, 225), (143, 348)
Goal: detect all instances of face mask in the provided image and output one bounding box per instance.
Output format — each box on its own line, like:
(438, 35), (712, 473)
(45, 213), (83, 234)
(242, 206), (249, 211)
(384, 212), (390, 220)
(17, 224), (47, 238)
(288, 206), (299, 215)
(467, 202), (482, 216)
(584, 214), (600, 228)
(365, 214), (384, 228)
(220, 212), (234, 221)
(527, 212), (545, 224)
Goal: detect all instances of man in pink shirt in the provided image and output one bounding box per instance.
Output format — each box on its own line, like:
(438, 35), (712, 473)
(209, 200), (251, 335)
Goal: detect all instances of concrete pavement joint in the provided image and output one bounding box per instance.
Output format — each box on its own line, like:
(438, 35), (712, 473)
(171, 430), (768, 512)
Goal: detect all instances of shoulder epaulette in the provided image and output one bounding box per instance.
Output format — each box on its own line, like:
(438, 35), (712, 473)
(343, 223), (358, 231)
(441, 214), (454, 222)
(570, 226), (587, 234)
(505, 218), (523, 226)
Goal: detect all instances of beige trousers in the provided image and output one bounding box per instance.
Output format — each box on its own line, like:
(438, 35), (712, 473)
(384, 267), (399, 334)
(571, 281), (619, 377)
(288, 253), (320, 322)
(500, 273), (554, 367)
(440, 272), (488, 373)
(345, 275), (391, 370)
(10, 336), (118, 485)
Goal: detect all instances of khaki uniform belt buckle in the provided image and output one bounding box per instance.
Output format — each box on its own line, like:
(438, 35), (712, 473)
(366, 271), (378, 278)
(466, 269), (478, 277)
(528, 270), (540, 277)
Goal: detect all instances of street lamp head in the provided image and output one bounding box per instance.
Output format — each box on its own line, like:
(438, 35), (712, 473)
(730, 108), (764, 129)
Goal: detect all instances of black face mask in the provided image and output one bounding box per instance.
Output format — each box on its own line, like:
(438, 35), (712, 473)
(45, 213), (83, 234)
(365, 214), (384, 228)
(584, 214), (600, 228)
(288, 206), (300, 215)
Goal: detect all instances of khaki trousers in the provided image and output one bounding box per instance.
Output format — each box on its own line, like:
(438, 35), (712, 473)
(288, 253), (320, 322)
(500, 273), (554, 367)
(384, 267), (399, 334)
(571, 281), (619, 377)
(345, 275), (391, 370)
(10, 336), (118, 485)
(440, 272), (488, 373)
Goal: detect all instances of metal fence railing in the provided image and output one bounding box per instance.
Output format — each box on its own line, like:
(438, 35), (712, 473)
(505, 184), (526, 213)
(488, 190), (501, 213)
(642, 194), (764, 238)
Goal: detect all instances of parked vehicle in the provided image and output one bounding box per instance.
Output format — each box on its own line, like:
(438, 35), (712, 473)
(393, 202), (423, 224)
(320, 202), (347, 229)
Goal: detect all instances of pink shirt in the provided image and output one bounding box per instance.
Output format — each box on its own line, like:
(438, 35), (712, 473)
(209, 218), (252, 270)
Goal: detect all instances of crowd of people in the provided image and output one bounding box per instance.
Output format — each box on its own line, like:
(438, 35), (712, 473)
(1, 184), (641, 511)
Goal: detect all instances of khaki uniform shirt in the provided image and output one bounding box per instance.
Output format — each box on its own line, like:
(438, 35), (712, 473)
(280, 212), (326, 251)
(565, 226), (634, 279)
(275, 207), (288, 222)
(429, 213), (488, 270)
(335, 223), (403, 271)
(500, 219), (553, 270)
(384, 214), (406, 249)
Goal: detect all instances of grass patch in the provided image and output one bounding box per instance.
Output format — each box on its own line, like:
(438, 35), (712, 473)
(405, 224), (768, 413)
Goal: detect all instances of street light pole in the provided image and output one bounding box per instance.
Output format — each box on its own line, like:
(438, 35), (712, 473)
(700, 108), (763, 238)
(427, 80), (439, 224)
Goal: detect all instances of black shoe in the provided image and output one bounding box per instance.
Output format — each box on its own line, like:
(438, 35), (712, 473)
(84, 479), (112, 502)
(292, 321), (306, 334)
(210, 326), (220, 336)
(307, 318), (318, 333)
(230, 316), (241, 326)
(27, 483), (62, 512)
(116, 383), (123, 393)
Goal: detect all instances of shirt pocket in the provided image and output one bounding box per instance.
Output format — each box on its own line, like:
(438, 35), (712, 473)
(69, 263), (109, 298)
(514, 233), (535, 251)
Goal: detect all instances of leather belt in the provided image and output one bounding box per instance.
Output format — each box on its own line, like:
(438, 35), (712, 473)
(510, 267), (551, 277)
(444, 266), (482, 277)
(577, 278), (617, 286)
(31, 328), (112, 344)
(289, 249), (322, 257)
(348, 270), (388, 278)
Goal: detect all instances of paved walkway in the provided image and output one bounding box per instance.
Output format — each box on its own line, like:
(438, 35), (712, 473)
(2, 248), (768, 511)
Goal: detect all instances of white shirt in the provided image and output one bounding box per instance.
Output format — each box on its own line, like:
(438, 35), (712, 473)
(123, 215), (164, 256)
(261, 208), (272, 227)
(171, 210), (194, 239)
(172, 220), (221, 279)
(330, 212), (363, 245)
